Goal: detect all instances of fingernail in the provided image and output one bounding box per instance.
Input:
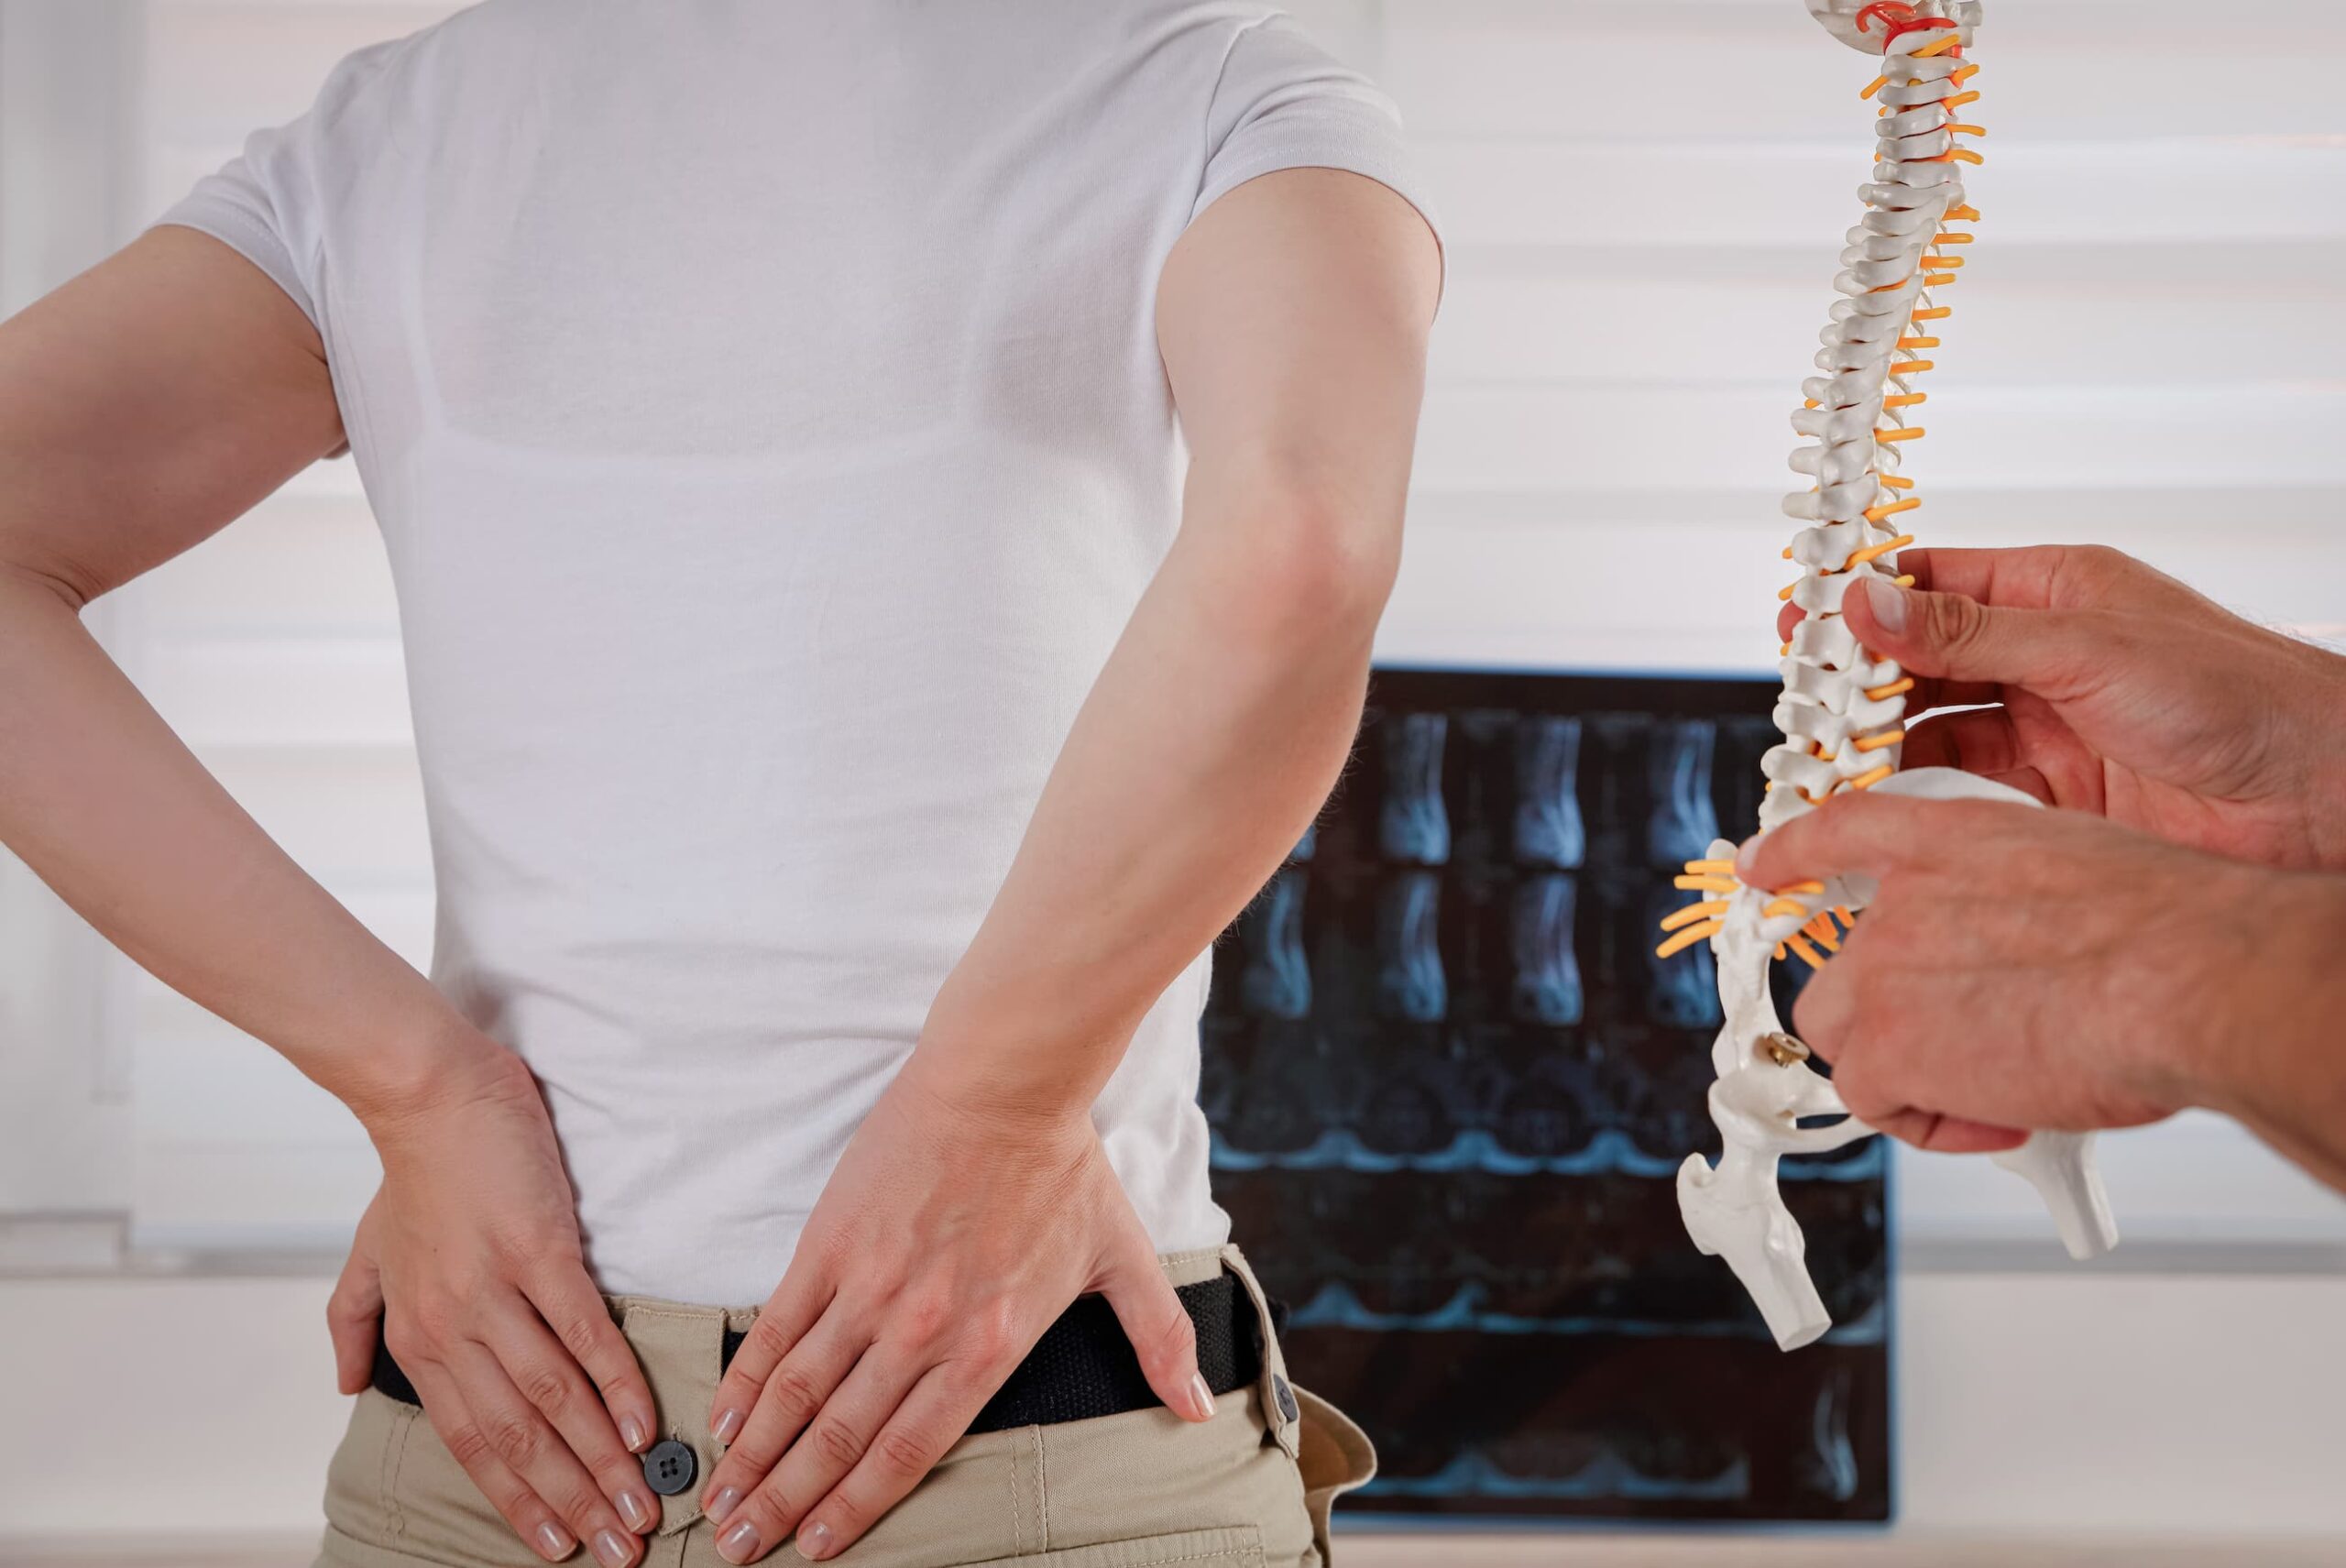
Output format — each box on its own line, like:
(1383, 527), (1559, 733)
(1862, 575), (1909, 633)
(718, 1520), (762, 1563)
(618, 1490), (655, 1532)
(711, 1406), (743, 1444)
(619, 1413), (648, 1453)
(535, 1522), (575, 1561)
(706, 1486), (742, 1526)
(1736, 838), (1760, 880)
(591, 1529), (632, 1568)
(1186, 1373), (1216, 1420)
(798, 1521), (836, 1561)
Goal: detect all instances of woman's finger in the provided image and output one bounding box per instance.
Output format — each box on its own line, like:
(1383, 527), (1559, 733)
(325, 1234), (385, 1398)
(700, 1304), (864, 1524)
(403, 1356), (581, 1564)
(480, 1306), (660, 1536)
(1094, 1224), (1211, 1422)
(446, 1338), (642, 1568)
(708, 1266), (835, 1446)
(524, 1259), (657, 1453)
(713, 1342), (922, 1566)
(787, 1365), (992, 1562)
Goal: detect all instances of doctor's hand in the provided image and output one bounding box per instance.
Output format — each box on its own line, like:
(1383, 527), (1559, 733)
(326, 1037), (660, 1566)
(1777, 544), (2346, 872)
(1738, 791), (2346, 1190)
(696, 1056), (1212, 1563)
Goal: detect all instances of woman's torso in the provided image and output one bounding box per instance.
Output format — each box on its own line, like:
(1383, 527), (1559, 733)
(278, 0), (1324, 1302)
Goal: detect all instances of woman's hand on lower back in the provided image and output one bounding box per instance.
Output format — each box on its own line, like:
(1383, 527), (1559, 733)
(695, 1056), (1213, 1564)
(325, 1036), (661, 1566)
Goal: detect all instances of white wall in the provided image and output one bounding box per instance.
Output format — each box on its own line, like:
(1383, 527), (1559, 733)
(1896, 1273), (2346, 1533)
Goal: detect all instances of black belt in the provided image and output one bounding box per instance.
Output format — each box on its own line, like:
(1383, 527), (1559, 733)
(373, 1272), (1266, 1435)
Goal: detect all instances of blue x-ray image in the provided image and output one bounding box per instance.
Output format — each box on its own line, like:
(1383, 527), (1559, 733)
(1200, 671), (1890, 1524)
(1376, 870), (1448, 1023)
(1644, 881), (1721, 1031)
(1379, 712), (1451, 865)
(1646, 718), (1720, 871)
(1514, 715), (1584, 870)
(1510, 873), (1583, 1027)
(1239, 865), (1312, 1021)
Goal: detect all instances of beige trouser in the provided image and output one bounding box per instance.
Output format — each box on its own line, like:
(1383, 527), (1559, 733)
(315, 1245), (1376, 1568)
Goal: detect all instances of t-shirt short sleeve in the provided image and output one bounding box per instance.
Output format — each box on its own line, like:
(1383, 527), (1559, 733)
(1192, 15), (1442, 261)
(149, 38), (405, 337)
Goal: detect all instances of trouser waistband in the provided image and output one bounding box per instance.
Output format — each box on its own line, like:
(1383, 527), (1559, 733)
(372, 1269), (1269, 1434)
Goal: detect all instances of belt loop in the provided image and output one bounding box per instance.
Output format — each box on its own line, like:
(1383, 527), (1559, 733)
(1220, 1243), (1301, 1460)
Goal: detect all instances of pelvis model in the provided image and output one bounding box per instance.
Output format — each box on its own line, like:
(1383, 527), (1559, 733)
(1658, 0), (2119, 1351)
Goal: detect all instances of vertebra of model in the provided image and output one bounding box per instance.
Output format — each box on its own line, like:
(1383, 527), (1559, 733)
(1660, 2), (2119, 1351)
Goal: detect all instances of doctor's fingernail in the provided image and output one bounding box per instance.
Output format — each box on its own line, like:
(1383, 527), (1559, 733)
(534, 1522), (575, 1561)
(718, 1520), (762, 1563)
(1185, 1373), (1216, 1420)
(1862, 576), (1909, 633)
(706, 1486), (742, 1526)
(711, 1406), (743, 1443)
(618, 1490), (655, 1531)
(797, 1521), (836, 1561)
(591, 1529), (632, 1568)
(619, 1413), (648, 1452)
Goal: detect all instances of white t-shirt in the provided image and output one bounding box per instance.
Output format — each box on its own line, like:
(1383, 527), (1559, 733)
(161, 0), (1431, 1307)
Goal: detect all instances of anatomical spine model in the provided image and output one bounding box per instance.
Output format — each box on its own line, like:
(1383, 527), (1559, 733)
(1659, 0), (2119, 1351)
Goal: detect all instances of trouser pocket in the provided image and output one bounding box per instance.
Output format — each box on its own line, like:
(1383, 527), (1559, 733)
(314, 1389), (549, 1568)
(1218, 1245), (1377, 1563)
(313, 1389), (417, 1566)
(979, 1524), (1263, 1567)
(1289, 1386), (1376, 1559)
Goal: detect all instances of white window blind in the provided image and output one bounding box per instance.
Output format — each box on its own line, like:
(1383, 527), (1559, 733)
(1, 0), (2339, 1259)
(116, 0), (459, 1252)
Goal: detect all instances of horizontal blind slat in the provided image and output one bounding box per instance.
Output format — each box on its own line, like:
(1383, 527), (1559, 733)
(1379, 499), (2346, 669)
(1418, 138), (2346, 247)
(143, 2), (456, 140)
(1388, 17), (2341, 140)
(1430, 254), (2345, 386)
(1413, 382), (2346, 491)
(139, 638), (412, 747)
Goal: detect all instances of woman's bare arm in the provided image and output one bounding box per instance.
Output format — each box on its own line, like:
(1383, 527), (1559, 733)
(0, 229), (424, 1102)
(916, 166), (1442, 1112)
(0, 227), (662, 1567)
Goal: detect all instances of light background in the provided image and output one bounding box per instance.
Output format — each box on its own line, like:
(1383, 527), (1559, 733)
(1, 0), (2341, 1552)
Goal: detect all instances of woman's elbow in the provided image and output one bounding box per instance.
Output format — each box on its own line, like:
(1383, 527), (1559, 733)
(1219, 489), (1402, 652)
(0, 552), (100, 616)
